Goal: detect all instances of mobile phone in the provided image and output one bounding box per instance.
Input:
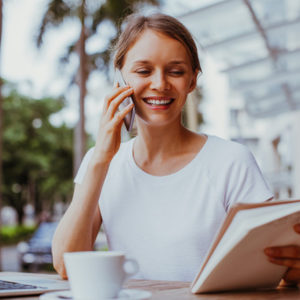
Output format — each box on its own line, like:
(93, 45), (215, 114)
(114, 69), (136, 131)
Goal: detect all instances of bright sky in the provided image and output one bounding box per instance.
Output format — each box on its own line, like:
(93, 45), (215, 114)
(1, 0), (230, 139)
(2, 0), (76, 96)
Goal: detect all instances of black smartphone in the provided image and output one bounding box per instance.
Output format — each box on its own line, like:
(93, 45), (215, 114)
(114, 69), (136, 131)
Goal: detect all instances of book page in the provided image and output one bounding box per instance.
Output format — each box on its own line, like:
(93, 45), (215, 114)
(191, 199), (300, 293)
(195, 211), (300, 292)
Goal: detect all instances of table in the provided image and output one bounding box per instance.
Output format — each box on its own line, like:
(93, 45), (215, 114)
(1, 272), (300, 299)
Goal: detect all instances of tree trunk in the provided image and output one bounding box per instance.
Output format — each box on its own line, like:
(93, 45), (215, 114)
(0, 0), (4, 271)
(16, 193), (25, 226)
(74, 0), (87, 174)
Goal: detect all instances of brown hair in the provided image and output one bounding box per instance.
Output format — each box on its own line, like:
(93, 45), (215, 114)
(113, 13), (202, 73)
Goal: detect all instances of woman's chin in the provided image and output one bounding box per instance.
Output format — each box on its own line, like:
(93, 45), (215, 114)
(136, 114), (181, 128)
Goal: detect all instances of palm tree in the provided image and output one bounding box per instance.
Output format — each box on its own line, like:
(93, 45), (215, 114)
(37, 0), (160, 172)
(0, 0), (3, 271)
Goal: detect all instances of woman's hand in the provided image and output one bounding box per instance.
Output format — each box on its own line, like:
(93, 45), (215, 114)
(264, 224), (300, 286)
(93, 85), (134, 164)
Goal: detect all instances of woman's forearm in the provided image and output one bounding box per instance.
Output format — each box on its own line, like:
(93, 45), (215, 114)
(52, 158), (110, 278)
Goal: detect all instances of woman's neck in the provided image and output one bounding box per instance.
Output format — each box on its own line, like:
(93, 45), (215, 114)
(134, 121), (189, 160)
(132, 121), (206, 176)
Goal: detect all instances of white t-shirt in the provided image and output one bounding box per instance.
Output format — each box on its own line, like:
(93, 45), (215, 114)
(74, 135), (273, 281)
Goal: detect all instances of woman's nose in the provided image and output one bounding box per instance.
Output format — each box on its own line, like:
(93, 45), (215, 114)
(150, 72), (170, 91)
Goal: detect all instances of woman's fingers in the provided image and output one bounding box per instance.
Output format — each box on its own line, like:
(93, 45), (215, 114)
(294, 224), (300, 233)
(283, 268), (300, 284)
(106, 87), (134, 119)
(264, 225), (300, 285)
(265, 246), (300, 259)
(100, 102), (134, 135)
(266, 256), (300, 268)
(264, 245), (300, 269)
(102, 86), (131, 113)
(112, 102), (134, 127)
(93, 86), (134, 163)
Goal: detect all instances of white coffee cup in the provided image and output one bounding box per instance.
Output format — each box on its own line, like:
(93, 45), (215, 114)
(64, 251), (139, 300)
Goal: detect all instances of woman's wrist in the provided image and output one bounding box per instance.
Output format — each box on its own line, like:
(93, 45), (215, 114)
(90, 150), (114, 167)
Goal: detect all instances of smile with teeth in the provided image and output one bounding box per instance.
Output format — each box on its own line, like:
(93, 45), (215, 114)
(143, 98), (174, 105)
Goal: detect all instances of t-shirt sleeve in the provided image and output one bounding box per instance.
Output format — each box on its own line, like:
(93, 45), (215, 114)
(224, 147), (273, 211)
(74, 147), (95, 184)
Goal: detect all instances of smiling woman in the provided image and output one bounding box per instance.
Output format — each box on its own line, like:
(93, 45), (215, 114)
(51, 13), (300, 287)
(120, 29), (198, 128)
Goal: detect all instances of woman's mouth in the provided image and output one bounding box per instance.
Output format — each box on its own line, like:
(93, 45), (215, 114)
(142, 97), (174, 109)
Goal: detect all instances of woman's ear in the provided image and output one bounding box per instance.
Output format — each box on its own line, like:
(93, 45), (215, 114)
(188, 70), (199, 93)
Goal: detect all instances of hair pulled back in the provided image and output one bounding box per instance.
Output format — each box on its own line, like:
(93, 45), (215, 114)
(113, 13), (202, 73)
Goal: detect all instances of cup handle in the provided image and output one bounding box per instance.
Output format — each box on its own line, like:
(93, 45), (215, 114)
(123, 258), (139, 279)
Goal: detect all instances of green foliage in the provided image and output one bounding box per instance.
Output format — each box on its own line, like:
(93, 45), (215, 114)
(91, 0), (161, 73)
(37, 0), (161, 75)
(0, 225), (36, 245)
(92, 0), (161, 31)
(2, 88), (74, 223)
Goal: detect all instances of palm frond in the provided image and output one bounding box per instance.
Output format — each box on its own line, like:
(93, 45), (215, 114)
(91, 0), (161, 33)
(36, 0), (73, 47)
(59, 42), (77, 64)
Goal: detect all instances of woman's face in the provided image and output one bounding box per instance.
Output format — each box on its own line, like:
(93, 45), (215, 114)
(121, 29), (198, 127)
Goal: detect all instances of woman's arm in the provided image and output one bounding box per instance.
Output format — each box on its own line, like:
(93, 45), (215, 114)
(52, 161), (108, 279)
(52, 85), (134, 279)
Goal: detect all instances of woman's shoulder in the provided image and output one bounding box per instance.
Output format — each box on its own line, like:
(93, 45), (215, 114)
(205, 135), (254, 162)
(74, 139), (134, 183)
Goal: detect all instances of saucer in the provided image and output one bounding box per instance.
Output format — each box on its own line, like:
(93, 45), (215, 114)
(40, 289), (152, 300)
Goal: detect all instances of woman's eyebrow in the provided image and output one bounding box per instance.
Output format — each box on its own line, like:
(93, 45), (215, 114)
(168, 61), (188, 66)
(132, 60), (151, 65)
(132, 60), (188, 66)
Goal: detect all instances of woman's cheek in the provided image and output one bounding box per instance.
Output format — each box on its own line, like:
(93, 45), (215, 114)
(131, 81), (148, 99)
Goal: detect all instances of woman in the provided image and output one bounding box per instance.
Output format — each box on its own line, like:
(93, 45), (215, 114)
(52, 13), (300, 284)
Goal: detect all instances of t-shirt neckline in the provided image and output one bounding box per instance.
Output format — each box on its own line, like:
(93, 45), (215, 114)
(127, 135), (210, 183)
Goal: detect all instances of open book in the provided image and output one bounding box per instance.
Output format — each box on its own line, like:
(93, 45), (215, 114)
(191, 199), (300, 294)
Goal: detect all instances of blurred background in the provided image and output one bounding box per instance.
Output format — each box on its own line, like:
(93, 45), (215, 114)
(0, 0), (299, 273)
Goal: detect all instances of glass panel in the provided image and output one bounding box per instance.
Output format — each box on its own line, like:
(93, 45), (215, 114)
(251, 0), (300, 27)
(242, 71), (300, 100)
(266, 21), (300, 51)
(285, 75), (300, 91)
(180, 0), (255, 46)
(246, 96), (290, 117)
(226, 59), (273, 87)
(277, 50), (300, 71)
(208, 33), (267, 68)
(179, 0), (300, 117)
(244, 84), (282, 102)
(226, 50), (300, 90)
(293, 90), (300, 104)
(183, 0), (226, 10)
(246, 87), (300, 117)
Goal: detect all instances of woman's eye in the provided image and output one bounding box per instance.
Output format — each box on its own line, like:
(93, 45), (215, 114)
(136, 70), (150, 75)
(169, 70), (184, 76)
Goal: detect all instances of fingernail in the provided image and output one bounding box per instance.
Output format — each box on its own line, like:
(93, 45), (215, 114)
(294, 224), (300, 232)
(264, 248), (275, 255)
(268, 257), (277, 263)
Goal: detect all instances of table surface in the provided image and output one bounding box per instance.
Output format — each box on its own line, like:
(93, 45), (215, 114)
(1, 272), (300, 299)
